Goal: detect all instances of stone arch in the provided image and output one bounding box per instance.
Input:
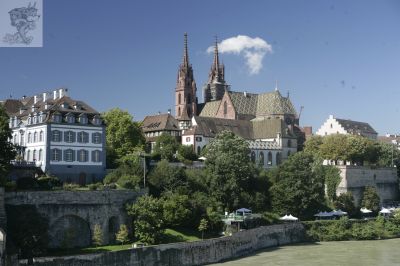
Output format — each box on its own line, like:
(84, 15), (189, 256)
(108, 216), (119, 244)
(49, 215), (91, 248)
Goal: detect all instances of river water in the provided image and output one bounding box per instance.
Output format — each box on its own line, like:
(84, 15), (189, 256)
(209, 238), (400, 266)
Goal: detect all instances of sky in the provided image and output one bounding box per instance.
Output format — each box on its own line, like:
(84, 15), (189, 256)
(0, 0), (400, 135)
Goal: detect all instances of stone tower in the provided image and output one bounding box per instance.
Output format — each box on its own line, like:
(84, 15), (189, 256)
(203, 37), (229, 103)
(175, 33), (197, 124)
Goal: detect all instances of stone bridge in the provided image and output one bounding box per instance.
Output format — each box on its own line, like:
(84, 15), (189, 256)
(5, 190), (145, 248)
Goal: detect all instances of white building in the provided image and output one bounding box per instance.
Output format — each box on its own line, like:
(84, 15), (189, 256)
(3, 88), (106, 184)
(316, 115), (378, 140)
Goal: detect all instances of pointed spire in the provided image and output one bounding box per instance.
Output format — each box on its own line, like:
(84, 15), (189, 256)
(212, 36), (220, 73)
(182, 33), (189, 67)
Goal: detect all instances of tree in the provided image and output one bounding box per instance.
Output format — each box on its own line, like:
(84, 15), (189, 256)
(92, 224), (103, 246)
(102, 108), (145, 167)
(0, 104), (16, 184)
(177, 144), (198, 162)
(269, 152), (326, 219)
(303, 135), (324, 157)
(126, 195), (164, 245)
(6, 205), (48, 259)
(153, 133), (179, 161)
(345, 135), (379, 165)
(198, 218), (208, 240)
(377, 142), (400, 167)
(323, 165), (341, 202)
(334, 192), (357, 217)
(204, 131), (257, 211)
(162, 193), (192, 227)
(319, 134), (350, 163)
(115, 224), (129, 245)
(361, 186), (380, 213)
(148, 159), (187, 195)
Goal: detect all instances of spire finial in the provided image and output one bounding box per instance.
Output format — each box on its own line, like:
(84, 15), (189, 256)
(213, 35), (220, 71)
(275, 80), (279, 91)
(183, 33), (189, 67)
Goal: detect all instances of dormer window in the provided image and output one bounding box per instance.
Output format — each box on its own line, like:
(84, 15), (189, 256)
(92, 115), (102, 125)
(66, 114), (75, 124)
(27, 116), (32, 125)
(39, 112), (45, 123)
(61, 103), (69, 109)
(79, 114), (88, 124)
(52, 114), (62, 123)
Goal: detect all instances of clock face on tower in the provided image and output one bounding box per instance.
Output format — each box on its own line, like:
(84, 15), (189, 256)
(285, 117), (292, 125)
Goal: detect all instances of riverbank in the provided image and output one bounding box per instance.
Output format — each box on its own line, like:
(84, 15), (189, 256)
(209, 238), (400, 266)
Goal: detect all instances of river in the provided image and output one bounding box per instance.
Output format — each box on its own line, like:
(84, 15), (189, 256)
(209, 238), (400, 266)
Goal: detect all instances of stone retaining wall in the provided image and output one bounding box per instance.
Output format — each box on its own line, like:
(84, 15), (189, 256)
(18, 223), (305, 266)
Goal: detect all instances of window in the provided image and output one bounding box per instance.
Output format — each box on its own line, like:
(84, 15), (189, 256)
(38, 149), (42, 161)
(267, 152), (273, 165)
(178, 94), (181, 104)
(28, 132), (32, 143)
(92, 132), (102, 144)
(39, 131), (44, 142)
(196, 136), (202, 142)
(27, 117), (32, 125)
(78, 149), (88, 162)
(64, 131), (75, 143)
(13, 134), (17, 144)
(79, 115), (88, 124)
(52, 130), (62, 142)
(288, 150), (291, 157)
(251, 151), (256, 163)
(64, 149), (75, 162)
(197, 146), (201, 155)
(27, 150), (31, 161)
(223, 101), (227, 115)
(92, 116), (102, 125)
(33, 150), (37, 161)
(287, 139), (291, 147)
(276, 152), (282, 165)
(92, 150), (101, 162)
(52, 114), (61, 123)
(34, 132), (38, 142)
(330, 123), (333, 128)
(78, 131), (89, 143)
(259, 152), (265, 166)
(187, 94), (191, 104)
(51, 149), (61, 161)
(66, 114), (75, 123)
(186, 137), (191, 142)
(20, 133), (24, 146)
(178, 107), (181, 117)
(33, 116), (37, 124)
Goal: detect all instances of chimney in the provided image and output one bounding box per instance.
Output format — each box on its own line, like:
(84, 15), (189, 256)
(53, 90), (58, 100)
(43, 92), (49, 102)
(45, 103), (50, 110)
(34, 95), (38, 104)
(243, 91), (247, 97)
(59, 88), (68, 98)
(303, 126), (313, 137)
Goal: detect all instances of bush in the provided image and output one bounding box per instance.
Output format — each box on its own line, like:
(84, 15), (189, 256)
(37, 176), (62, 190)
(88, 182), (104, 191)
(63, 183), (80, 191)
(16, 177), (38, 190)
(261, 212), (281, 225)
(117, 174), (141, 189)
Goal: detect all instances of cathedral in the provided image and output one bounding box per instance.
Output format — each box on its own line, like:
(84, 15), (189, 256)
(142, 34), (305, 168)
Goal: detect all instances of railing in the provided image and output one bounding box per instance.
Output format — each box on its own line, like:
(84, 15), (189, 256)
(11, 160), (37, 167)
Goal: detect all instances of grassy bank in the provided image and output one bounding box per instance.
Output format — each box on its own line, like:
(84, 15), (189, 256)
(303, 216), (400, 241)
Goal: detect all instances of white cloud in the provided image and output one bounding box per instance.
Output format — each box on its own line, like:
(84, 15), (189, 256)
(207, 35), (272, 75)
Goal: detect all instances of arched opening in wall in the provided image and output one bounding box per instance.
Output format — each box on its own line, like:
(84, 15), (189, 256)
(223, 101), (228, 116)
(178, 93), (181, 104)
(197, 146), (201, 155)
(287, 139), (291, 148)
(79, 172), (87, 186)
(276, 152), (282, 165)
(48, 215), (91, 248)
(267, 152), (273, 165)
(251, 151), (256, 163)
(108, 216), (119, 244)
(259, 151), (264, 166)
(178, 107), (181, 117)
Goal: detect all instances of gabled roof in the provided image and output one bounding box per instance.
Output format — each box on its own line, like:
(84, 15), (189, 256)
(228, 91), (258, 116)
(256, 90), (297, 116)
(190, 116), (253, 139)
(336, 118), (377, 136)
(252, 117), (296, 139)
(142, 113), (180, 133)
(198, 100), (221, 117)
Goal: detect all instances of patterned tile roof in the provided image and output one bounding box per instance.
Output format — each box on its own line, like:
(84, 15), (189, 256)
(198, 100), (221, 117)
(228, 91), (258, 115)
(251, 117), (296, 139)
(248, 140), (281, 150)
(191, 116), (253, 139)
(256, 90), (297, 116)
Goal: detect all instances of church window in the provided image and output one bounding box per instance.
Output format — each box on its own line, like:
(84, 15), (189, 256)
(223, 101), (227, 115)
(251, 151), (256, 163)
(267, 152), (273, 165)
(178, 107), (181, 117)
(178, 94), (181, 104)
(276, 152), (282, 165)
(259, 152), (265, 166)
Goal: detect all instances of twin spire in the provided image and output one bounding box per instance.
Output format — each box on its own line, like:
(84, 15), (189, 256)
(182, 33), (189, 67)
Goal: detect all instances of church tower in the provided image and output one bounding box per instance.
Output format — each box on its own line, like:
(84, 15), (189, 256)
(175, 33), (197, 127)
(203, 37), (229, 103)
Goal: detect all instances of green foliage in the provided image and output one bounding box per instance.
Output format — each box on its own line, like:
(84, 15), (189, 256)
(116, 174), (141, 189)
(88, 182), (104, 191)
(127, 195), (165, 245)
(115, 224), (129, 245)
(204, 131), (258, 211)
(0, 104), (16, 184)
(303, 135), (324, 157)
(153, 133), (179, 161)
(162, 193), (192, 227)
(323, 165), (341, 202)
(361, 186), (381, 213)
(377, 142), (400, 167)
(269, 151), (325, 220)
(102, 108), (145, 168)
(261, 212), (281, 225)
(177, 145), (198, 162)
(6, 205), (49, 259)
(198, 218), (208, 240)
(92, 224), (103, 246)
(334, 192), (358, 217)
(63, 183), (80, 191)
(304, 217), (400, 241)
(148, 160), (187, 195)
(37, 175), (63, 190)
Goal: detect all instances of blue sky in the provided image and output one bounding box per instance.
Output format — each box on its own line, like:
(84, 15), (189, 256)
(1, 0), (400, 134)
